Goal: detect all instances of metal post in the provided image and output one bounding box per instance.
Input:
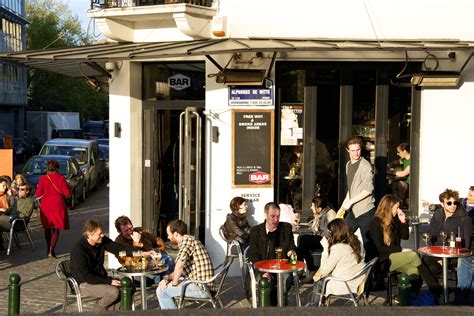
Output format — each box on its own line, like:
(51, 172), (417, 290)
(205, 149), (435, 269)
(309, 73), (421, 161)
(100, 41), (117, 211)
(258, 277), (270, 307)
(120, 277), (133, 310)
(8, 274), (20, 316)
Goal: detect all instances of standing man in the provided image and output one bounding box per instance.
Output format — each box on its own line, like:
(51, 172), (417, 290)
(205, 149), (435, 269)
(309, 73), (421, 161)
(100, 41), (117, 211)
(248, 202), (296, 306)
(337, 136), (375, 246)
(70, 219), (153, 311)
(156, 219), (215, 309)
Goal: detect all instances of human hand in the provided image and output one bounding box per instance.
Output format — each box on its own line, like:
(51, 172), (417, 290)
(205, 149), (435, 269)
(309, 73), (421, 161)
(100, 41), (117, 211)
(397, 209), (406, 223)
(287, 250), (296, 258)
(158, 279), (169, 290)
(131, 231), (141, 243)
(336, 208), (345, 219)
(263, 272), (272, 281)
(111, 279), (121, 287)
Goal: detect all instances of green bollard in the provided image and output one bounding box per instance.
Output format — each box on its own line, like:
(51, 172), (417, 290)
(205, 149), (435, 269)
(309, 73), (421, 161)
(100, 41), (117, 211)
(398, 273), (411, 306)
(120, 277), (133, 310)
(258, 277), (271, 307)
(8, 274), (21, 316)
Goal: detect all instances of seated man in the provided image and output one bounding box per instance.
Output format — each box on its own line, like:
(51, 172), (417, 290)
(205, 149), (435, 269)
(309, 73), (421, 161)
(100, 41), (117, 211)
(70, 219), (154, 311)
(156, 219), (215, 310)
(0, 183), (35, 250)
(424, 189), (471, 294)
(388, 143), (410, 207)
(247, 202), (296, 306)
(114, 215), (175, 283)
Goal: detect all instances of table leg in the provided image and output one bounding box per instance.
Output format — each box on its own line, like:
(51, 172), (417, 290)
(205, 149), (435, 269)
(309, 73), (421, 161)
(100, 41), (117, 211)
(293, 271), (301, 307)
(442, 257), (448, 304)
(141, 275), (147, 310)
(277, 273), (284, 307)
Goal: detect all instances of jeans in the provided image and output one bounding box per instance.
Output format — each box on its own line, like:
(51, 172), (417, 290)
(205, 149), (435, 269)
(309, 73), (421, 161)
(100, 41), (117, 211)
(156, 282), (209, 309)
(345, 207), (375, 245)
(457, 256), (473, 289)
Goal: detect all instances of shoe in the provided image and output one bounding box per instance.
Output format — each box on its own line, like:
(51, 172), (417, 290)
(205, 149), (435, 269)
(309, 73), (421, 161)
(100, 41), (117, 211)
(48, 253), (57, 258)
(303, 271), (316, 284)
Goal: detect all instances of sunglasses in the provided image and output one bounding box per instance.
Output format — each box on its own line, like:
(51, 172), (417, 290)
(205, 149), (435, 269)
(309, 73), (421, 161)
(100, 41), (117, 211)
(19, 188), (27, 192)
(445, 201), (459, 206)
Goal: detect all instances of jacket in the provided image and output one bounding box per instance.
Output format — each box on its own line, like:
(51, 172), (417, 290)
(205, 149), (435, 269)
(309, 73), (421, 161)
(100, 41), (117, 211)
(428, 206), (472, 248)
(346, 157), (375, 218)
(221, 212), (250, 242)
(70, 235), (134, 285)
(248, 221), (296, 263)
(6, 196), (34, 219)
(369, 216), (409, 262)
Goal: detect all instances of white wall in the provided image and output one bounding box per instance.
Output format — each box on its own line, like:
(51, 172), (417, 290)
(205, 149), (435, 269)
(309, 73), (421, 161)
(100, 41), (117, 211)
(419, 61), (474, 206)
(220, 0), (474, 41)
(108, 61), (143, 268)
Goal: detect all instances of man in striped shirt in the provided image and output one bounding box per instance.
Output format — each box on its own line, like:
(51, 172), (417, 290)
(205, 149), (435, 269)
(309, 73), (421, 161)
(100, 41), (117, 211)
(156, 219), (215, 309)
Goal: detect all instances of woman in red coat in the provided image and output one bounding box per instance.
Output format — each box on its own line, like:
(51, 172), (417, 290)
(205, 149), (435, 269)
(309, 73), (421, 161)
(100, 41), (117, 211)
(36, 159), (71, 258)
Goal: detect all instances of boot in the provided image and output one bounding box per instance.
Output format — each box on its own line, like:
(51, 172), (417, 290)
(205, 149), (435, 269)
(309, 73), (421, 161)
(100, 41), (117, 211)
(409, 274), (422, 294)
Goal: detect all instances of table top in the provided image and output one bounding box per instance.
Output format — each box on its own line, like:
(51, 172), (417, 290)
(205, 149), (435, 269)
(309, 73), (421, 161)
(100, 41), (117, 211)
(417, 246), (472, 259)
(254, 259), (305, 274)
(117, 264), (168, 277)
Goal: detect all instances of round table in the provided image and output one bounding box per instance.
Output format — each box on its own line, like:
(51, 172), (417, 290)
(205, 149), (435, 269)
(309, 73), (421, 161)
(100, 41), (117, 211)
(117, 264), (168, 310)
(254, 259), (305, 307)
(417, 246), (472, 304)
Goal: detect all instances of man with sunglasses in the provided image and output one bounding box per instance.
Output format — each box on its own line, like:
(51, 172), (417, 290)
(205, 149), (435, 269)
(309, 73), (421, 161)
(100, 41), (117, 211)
(424, 188), (471, 299)
(0, 183), (35, 250)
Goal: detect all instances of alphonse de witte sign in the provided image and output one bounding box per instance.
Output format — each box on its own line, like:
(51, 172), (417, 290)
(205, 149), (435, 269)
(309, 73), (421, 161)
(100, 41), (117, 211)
(228, 86), (274, 106)
(232, 110), (274, 188)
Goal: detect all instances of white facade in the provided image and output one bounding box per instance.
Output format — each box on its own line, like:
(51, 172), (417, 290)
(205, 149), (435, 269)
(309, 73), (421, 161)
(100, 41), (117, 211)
(94, 0), (474, 270)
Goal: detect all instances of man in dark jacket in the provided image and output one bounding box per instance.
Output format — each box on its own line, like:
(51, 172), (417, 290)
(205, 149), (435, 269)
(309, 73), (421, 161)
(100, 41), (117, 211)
(70, 219), (153, 311)
(424, 189), (472, 293)
(247, 202), (296, 306)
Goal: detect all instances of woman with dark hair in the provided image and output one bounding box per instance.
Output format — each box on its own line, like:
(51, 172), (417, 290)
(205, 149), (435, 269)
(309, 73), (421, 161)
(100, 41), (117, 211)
(296, 197), (336, 283)
(369, 194), (439, 292)
(312, 219), (365, 304)
(36, 159), (71, 258)
(221, 196), (251, 248)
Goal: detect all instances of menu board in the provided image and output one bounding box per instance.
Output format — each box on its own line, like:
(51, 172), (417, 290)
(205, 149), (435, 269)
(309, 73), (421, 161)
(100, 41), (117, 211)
(232, 109), (274, 188)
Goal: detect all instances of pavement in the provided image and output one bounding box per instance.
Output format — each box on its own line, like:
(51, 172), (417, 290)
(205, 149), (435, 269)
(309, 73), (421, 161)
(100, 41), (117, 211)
(0, 187), (470, 313)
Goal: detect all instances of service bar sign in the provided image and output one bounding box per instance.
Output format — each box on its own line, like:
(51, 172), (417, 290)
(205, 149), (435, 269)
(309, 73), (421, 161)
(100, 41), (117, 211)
(228, 86), (274, 106)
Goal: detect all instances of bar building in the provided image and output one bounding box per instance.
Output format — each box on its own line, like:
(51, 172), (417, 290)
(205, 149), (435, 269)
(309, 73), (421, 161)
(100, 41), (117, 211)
(2, 0), (473, 269)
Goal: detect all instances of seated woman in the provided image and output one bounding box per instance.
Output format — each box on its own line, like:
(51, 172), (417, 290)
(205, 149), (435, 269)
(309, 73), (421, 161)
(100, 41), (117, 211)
(369, 194), (439, 293)
(312, 219), (365, 305)
(296, 197), (336, 283)
(221, 196), (251, 250)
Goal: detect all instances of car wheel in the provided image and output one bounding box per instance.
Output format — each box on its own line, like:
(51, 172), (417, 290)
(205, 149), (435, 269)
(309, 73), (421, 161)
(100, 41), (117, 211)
(81, 185), (87, 202)
(70, 190), (76, 210)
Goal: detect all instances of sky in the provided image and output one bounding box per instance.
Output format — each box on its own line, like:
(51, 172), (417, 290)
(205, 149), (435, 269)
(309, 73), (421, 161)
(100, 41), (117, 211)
(65, 0), (91, 33)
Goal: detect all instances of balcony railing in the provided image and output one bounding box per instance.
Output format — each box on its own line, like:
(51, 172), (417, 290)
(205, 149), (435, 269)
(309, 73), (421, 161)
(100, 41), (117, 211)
(90, 0), (213, 9)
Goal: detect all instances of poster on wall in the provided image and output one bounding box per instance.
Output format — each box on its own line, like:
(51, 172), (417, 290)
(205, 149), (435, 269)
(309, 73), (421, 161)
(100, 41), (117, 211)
(280, 104), (303, 145)
(232, 109), (274, 188)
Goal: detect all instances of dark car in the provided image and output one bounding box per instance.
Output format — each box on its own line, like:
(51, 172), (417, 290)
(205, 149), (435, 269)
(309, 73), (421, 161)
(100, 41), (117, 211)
(96, 138), (109, 146)
(52, 129), (85, 139)
(21, 155), (86, 209)
(98, 144), (109, 180)
(83, 120), (108, 140)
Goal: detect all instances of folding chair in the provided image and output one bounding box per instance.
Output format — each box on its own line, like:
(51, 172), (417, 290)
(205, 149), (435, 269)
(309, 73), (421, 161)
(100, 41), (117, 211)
(5, 215), (35, 255)
(175, 256), (234, 309)
(219, 226), (246, 287)
(313, 257), (378, 307)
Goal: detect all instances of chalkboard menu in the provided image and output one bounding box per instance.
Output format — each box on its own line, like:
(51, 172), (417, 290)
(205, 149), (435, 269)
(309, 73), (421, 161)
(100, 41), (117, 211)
(232, 109), (274, 188)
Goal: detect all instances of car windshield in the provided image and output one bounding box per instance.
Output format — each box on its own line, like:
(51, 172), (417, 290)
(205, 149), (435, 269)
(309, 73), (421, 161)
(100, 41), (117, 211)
(99, 145), (109, 159)
(24, 158), (69, 175)
(40, 145), (88, 165)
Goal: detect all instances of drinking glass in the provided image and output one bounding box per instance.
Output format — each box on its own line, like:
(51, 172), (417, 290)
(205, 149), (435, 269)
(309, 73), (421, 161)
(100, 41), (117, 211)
(439, 231), (447, 249)
(272, 247), (283, 269)
(152, 252), (162, 267)
(118, 251), (126, 265)
(422, 233), (430, 250)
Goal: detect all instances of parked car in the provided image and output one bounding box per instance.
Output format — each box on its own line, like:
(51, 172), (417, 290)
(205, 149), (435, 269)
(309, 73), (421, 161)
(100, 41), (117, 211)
(83, 120), (108, 139)
(98, 144), (109, 180)
(96, 138), (109, 146)
(21, 155), (86, 209)
(39, 139), (105, 195)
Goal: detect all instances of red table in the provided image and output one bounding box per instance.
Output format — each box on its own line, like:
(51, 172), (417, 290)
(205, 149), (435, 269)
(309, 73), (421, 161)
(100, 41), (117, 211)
(254, 259), (305, 307)
(418, 246), (472, 304)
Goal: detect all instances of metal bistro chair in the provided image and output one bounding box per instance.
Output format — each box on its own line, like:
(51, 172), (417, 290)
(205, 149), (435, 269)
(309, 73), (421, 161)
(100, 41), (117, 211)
(313, 257), (378, 307)
(219, 226), (246, 287)
(176, 255), (234, 309)
(56, 258), (99, 312)
(4, 213), (35, 256)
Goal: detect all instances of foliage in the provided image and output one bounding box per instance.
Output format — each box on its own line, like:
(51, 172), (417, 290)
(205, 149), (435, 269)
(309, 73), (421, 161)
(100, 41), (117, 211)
(26, 0), (108, 120)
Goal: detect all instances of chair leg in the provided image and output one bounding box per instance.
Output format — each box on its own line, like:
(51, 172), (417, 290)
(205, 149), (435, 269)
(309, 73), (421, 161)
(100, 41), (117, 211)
(217, 297), (224, 308)
(24, 229), (35, 251)
(387, 274), (393, 306)
(63, 284), (68, 312)
(7, 230), (14, 255)
(76, 293), (83, 313)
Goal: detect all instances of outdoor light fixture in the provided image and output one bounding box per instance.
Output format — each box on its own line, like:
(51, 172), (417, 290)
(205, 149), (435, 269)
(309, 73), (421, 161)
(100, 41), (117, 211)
(215, 69), (267, 86)
(410, 71), (460, 87)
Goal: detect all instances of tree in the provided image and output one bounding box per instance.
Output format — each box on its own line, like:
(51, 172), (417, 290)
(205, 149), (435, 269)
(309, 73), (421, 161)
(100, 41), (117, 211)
(26, 0), (108, 120)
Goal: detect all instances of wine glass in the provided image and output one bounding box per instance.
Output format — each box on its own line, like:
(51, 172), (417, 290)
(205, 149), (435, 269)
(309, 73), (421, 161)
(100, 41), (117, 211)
(439, 231), (447, 249)
(294, 213), (301, 229)
(422, 233), (430, 250)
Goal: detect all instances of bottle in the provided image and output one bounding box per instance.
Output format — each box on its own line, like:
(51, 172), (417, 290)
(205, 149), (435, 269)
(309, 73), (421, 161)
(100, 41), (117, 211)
(141, 257), (147, 269)
(449, 232), (455, 248)
(290, 251), (297, 265)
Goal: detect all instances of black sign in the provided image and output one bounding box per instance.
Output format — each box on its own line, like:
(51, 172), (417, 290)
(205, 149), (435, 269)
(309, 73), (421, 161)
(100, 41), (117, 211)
(232, 110), (274, 187)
